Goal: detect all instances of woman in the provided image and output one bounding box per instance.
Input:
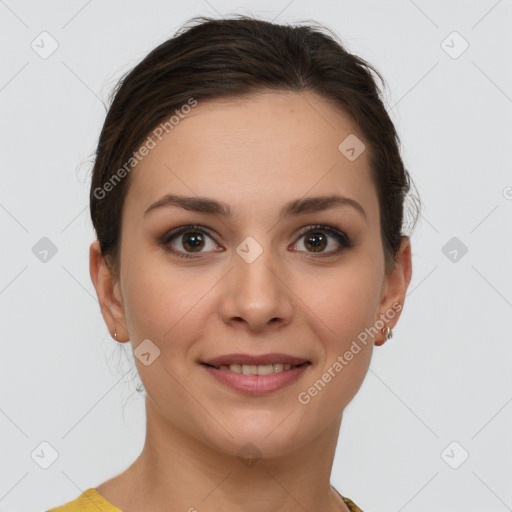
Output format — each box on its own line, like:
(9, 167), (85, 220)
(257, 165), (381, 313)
(48, 14), (418, 512)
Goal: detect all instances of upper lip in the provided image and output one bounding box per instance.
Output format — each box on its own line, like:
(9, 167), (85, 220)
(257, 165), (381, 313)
(200, 353), (311, 367)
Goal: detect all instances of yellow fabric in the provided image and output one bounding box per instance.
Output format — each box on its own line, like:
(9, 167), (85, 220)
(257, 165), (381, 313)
(46, 488), (121, 512)
(340, 494), (365, 512)
(47, 487), (363, 512)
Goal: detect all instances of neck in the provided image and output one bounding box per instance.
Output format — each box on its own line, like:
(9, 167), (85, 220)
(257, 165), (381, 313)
(103, 396), (350, 512)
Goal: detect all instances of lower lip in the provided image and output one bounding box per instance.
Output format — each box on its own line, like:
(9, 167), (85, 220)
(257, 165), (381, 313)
(200, 363), (311, 395)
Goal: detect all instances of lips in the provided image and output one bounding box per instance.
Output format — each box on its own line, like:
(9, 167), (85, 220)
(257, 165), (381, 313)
(200, 358), (312, 394)
(200, 352), (311, 368)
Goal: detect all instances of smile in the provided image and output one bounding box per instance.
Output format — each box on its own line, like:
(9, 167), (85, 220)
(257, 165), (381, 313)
(204, 362), (308, 374)
(200, 361), (312, 394)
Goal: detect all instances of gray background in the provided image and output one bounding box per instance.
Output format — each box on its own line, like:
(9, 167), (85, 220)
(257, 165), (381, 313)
(1, 1), (511, 511)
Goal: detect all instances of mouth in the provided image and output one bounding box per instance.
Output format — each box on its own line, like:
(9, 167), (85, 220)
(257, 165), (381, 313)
(199, 353), (312, 374)
(200, 361), (311, 375)
(199, 353), (312, 394)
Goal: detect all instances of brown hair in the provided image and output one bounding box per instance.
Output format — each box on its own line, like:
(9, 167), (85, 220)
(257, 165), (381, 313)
(90, 15), (420, 276)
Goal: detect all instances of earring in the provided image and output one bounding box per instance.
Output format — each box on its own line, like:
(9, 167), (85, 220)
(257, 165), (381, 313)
(375, 325), (393, 346)
(114, 331), (117, 340)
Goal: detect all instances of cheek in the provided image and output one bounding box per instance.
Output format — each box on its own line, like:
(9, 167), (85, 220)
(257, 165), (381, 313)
(121, 250), (214, 344)
(122, 272), (169, 338)
(294, 268), (379, 415)
(295, 261), (382, 346)
(120, 247), (176, 338)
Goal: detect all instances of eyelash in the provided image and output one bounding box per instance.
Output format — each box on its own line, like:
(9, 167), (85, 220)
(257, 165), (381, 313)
(158, 224), (354, 259)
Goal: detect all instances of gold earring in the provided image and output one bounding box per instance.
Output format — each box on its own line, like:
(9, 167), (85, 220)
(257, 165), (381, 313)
(375, 325), (392, 346)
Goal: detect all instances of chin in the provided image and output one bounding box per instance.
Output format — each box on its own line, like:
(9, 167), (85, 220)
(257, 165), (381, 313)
(200, 415), (314, 461)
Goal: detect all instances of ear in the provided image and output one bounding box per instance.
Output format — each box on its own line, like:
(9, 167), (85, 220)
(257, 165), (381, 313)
(376, 236), (413, 341)
(89, 239), (129, 342)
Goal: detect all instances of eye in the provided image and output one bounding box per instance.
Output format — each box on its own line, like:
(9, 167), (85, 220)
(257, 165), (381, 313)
(291, 224), (353, 256)
(158, 223), (353, 259)
(158, 224), (220, 259)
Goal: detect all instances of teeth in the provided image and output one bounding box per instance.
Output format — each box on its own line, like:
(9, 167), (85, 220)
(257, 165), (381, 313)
(217, 363), (296, 374)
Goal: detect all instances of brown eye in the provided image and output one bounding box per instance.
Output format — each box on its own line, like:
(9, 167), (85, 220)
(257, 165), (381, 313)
(158, 223), (353, 260)
(158, 225), (219, 259)
(180, 231), (206, 252)
(293, 225), (353, 256)
(303, 231), (328, 252)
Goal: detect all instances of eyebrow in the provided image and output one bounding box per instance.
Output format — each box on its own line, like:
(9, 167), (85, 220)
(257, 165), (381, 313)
(144, 193), (367, 223)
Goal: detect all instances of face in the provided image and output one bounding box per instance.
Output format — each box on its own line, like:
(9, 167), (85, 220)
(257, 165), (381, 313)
(91, 91), (411, 458)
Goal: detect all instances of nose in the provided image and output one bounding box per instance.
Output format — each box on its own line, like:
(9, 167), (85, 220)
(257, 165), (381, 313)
(219, 246), (295, 333)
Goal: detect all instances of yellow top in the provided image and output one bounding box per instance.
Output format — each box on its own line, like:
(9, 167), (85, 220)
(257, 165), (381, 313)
(46, 487), (364, 511)
(46, 488), (121, 512)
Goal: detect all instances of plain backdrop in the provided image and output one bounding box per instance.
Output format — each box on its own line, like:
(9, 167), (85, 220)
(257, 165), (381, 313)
(1, 1), (511, 511)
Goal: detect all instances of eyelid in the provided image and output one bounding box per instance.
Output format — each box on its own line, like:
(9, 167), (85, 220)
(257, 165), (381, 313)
(294, 224), (352, 245)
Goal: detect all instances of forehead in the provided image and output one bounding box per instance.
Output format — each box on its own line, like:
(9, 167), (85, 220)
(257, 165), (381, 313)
(124, 91), (378, 225)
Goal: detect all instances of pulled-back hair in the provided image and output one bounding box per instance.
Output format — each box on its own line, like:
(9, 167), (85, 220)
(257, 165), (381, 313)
(90, 15), (420, 275)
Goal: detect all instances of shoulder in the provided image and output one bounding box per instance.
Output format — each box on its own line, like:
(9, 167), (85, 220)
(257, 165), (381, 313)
(46, 488), (121, 512)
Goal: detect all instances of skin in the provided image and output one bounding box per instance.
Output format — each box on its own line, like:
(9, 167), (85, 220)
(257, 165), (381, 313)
(89, 90), (412, 512)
